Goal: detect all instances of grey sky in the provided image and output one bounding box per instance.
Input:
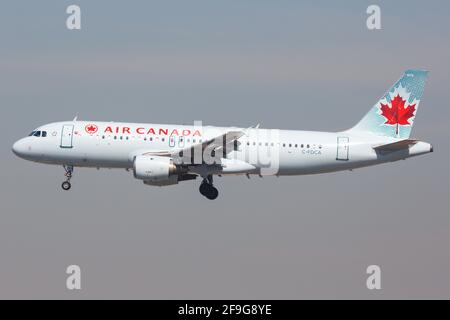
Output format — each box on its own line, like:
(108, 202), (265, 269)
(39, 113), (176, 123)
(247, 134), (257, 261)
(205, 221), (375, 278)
(0, 0), (449, 299)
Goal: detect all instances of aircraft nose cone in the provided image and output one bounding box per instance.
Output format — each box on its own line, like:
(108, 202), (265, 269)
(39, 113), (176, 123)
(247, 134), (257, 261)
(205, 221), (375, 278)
(12, 139), (28, 158)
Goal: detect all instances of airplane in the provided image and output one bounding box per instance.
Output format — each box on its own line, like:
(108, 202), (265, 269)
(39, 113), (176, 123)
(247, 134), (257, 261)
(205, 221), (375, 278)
(12, 70), (432, 200)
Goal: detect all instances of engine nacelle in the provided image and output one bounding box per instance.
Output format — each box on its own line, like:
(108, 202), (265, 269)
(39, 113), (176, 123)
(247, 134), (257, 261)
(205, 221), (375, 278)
(143, 175), (179, 186)
(133, 155), (177, 182)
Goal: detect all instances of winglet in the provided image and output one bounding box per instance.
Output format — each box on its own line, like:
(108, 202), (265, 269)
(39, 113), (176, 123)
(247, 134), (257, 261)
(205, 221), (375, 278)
(243, 123), (260, 136)
(73, 116), (78, 121)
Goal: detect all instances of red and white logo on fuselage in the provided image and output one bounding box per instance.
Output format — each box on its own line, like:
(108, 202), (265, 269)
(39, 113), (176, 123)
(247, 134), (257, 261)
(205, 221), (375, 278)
(103, 126), (202, 137)
(85, 124), (98, 134)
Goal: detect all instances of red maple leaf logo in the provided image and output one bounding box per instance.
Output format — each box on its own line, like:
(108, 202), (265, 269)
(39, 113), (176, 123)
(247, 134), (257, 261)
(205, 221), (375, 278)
(85, 124), (98, 134)
(380, 94), (416, 135)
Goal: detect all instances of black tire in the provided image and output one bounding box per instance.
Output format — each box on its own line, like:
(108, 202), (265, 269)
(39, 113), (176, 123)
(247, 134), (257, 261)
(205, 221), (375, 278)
(199, 182), (209, 196)
(61, 181), (71, 191)
(205, 186), (219, 200)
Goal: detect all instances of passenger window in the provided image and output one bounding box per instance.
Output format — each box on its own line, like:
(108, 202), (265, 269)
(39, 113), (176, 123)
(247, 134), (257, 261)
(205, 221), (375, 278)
(289, 143), (292, 147)
(283, 143), (286, 147)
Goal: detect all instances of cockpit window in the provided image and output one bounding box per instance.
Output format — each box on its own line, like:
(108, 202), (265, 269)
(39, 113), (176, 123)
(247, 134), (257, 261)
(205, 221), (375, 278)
(28, 130), (48, 137)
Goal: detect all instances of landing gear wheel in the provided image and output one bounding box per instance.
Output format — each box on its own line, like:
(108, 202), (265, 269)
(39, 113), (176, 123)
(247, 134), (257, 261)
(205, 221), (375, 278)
(199, 182), (209, 196)
(61, 181), (71, 191)
(199, 178), (219, 200)
(62, 165), (74, 191)
(206, 186), (219, 200)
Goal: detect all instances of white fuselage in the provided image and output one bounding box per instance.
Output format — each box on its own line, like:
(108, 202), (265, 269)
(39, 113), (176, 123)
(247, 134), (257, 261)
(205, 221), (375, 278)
(12, 120), (432, 177)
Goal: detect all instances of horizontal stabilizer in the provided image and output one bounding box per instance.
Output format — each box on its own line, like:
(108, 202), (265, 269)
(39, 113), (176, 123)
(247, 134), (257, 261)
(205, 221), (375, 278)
(373, 139), (418, 152)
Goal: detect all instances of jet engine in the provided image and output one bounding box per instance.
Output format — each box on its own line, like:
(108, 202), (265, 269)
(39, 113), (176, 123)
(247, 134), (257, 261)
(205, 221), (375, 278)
(133, 155), (197, 187)
(133, 155), (177, 182)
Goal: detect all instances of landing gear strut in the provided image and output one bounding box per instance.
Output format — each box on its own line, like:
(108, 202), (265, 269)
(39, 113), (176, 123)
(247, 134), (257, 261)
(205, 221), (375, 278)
(62, 165), (73, 191)
(199, 175), (219, 200)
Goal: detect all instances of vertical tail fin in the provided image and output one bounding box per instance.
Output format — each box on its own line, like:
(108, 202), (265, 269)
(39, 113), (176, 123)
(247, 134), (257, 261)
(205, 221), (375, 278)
(350, 70), (428, 139)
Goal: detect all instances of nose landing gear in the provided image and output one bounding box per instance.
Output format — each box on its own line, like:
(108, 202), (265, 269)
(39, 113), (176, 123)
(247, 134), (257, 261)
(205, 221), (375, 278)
(62, 165), (73, 191)
(62, 181), (71, 191)
(199, 175), (219, 200)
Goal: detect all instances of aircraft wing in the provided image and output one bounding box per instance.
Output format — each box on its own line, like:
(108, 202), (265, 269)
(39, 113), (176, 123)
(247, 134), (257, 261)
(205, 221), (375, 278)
(141, 129), (248, 163)
(173, 129), (246, 158)
(201, 130), (245, 153)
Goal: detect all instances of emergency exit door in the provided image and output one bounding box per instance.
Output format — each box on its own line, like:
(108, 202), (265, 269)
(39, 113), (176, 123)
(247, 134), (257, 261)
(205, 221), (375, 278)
(336, 137), (349, 161)
(60, 125), (74, 148)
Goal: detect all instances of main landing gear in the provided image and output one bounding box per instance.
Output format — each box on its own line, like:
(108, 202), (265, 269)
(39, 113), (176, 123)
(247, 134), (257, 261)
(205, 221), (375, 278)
(199, 175), (219, 200)
(61, 165), (73, 191)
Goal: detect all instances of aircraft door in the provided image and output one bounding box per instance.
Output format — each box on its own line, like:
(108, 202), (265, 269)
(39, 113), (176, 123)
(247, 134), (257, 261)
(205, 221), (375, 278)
(336, 136), (349, 161)
(60, 125), (74, 148)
